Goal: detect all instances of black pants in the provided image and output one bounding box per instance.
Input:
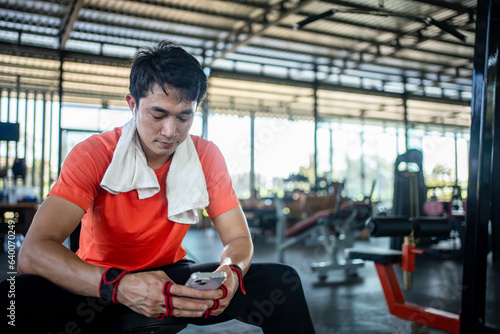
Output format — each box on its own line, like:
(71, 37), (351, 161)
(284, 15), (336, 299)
(1, 261), (316, 334)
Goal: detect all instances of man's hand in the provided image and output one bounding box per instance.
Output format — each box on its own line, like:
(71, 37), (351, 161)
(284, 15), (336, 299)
(206, 265), (240, 316)
(115, 270), (230, 318)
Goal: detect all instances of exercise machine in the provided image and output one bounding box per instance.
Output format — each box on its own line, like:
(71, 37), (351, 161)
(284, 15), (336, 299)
(346, 216), (463, 333)
(277, 182), (372, 281)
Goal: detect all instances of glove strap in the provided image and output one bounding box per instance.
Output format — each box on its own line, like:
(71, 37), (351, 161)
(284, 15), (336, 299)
(203, 284), (229, 318)
(99, 268), (130, 304)
(229, 264), (247, 295)
(157, 281), (175, 320)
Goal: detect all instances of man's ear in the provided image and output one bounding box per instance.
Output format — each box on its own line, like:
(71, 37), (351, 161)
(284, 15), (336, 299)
(126, 94), (136, 115)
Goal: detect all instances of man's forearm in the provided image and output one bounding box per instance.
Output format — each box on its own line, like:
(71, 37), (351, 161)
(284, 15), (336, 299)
(219, 235), (253, 275)
(18, 238), (105, 297)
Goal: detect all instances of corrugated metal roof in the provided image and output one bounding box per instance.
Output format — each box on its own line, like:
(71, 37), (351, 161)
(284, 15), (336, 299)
(0, 0), (476, 130)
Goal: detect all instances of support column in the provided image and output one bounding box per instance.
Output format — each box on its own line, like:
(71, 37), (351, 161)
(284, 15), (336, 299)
(31, 92), (37, 187)
(250, 111), (256, 199)
(454, 131), (459, 184)
(402, 77), (409, 152)
(360, 113), (366, 196)
(313, 67), (319, 189)
(15, 75), (20, 157)
(57, 52), (64, 176)
(329, 125), (334, 182)
(201, 99), (209, 140)
(48, 92), (54, 189)
(40, 92), (47, 201)
(23, 90), (28, 162)
(6, 88), (11, 170)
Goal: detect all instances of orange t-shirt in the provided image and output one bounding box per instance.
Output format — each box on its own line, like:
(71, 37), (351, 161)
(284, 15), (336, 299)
(48, 127), (239, 271)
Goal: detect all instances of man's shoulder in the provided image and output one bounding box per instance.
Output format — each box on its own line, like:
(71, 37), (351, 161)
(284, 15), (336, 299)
(67, 127), (122, 167)
(93, 127), (122, 149)
(80, 127), (122, 153)
(191, 135), (218, 153)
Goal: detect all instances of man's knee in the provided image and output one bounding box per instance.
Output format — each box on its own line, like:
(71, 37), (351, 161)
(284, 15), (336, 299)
(250, 263), (303, 292)
(235, 263), (308, 328)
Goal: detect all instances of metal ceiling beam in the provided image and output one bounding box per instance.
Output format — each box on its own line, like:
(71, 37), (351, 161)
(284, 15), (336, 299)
(66, 23), (469, 80)
(73, 12), (471, 69)
(312, 10), (473, 85)
(76, 3), (474, 55)
(320, 0), (389, 11)
(206, 0), (315, 67)
(71, 1), (473, 81)
(289, 12), (473, 49)
(321, 0), (470, 20)
(303, 1), (473, 47)
(408, 0), (473, 13)
(84, 0), (250, 23)
(59, 0), (84, 50)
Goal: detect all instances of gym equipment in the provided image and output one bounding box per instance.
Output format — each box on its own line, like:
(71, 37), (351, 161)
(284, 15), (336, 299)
(345, 246), (460, 334)
(366, 216), (455, 239)
(423, 188), (444, 217)
(390, 149), (440, 250)
(346, 216), (461, 333)
(277, 182), (372, 280)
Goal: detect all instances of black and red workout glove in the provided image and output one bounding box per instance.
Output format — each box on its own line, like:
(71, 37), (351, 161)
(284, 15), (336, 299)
(99, 268), (130, 304)
(157, 281), (175, 320)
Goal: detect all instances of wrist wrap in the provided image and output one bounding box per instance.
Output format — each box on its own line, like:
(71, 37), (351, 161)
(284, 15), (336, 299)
(229, 264), (247, 295)
(99, 268), (130, 304)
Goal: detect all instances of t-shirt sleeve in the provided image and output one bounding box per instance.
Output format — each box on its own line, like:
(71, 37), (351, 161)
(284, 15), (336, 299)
(48, 136), (111, 212)
(198, 139), (240, 218)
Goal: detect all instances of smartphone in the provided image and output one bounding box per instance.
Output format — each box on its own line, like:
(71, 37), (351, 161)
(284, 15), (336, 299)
(185, 271), (227, 291)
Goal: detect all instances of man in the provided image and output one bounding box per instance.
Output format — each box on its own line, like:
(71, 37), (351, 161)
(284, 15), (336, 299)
(1, 41), (315, 333)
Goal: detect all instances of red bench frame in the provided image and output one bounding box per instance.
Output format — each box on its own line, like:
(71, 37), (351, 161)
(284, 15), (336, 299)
(375, 261), (460, 333)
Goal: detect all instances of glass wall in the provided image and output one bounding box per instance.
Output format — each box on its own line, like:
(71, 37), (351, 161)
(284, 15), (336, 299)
(207, 113), (251, 199)
(254, 118), (315, 198)
(59, 105), (204, 157)
(405, 128), (470, 201)
(1, 93), (60, 199)
(315, 122), (469, 210)
(1, 93), (471, 208)
(317, 122), (398, 208)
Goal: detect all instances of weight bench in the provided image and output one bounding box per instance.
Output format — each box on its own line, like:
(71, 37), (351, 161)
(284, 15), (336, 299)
(276, 190), (371, 280)
(345, 215), (462, 334)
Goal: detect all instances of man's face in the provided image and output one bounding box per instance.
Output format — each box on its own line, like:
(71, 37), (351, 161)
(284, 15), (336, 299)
(126, 83), (197, 169)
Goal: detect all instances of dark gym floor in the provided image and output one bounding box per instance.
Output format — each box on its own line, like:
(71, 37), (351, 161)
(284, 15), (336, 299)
(1, 226), (499, 334)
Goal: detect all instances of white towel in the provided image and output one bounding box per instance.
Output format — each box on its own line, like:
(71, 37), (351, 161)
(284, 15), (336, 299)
(100, 117), (209, 224)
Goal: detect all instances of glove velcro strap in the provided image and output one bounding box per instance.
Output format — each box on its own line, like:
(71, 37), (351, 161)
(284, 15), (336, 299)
(229, 264), (246, 295)
(203, 284), (228, 318)
(157, 281), (175, 320)
(99, 268), (130, 304)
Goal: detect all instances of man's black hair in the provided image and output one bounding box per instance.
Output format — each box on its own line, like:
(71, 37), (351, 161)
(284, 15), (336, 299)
(129, 41), (208, 106)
